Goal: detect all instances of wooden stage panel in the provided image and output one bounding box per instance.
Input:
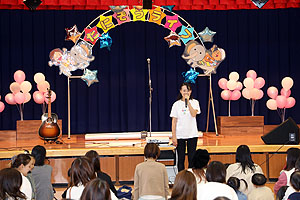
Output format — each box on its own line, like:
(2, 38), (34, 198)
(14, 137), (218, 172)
(269, 153), (286, 179)
(119, 156), (144, 181)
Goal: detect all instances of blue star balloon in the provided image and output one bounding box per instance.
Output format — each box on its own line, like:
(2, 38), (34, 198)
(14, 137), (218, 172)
(99, 32), (112, 50)
(81, 69), (99, 87)
(198, 27), (216, 43)
(161, 5), (175, 12)
(182, 68), (199, 84)
(178, 26), (195, 44)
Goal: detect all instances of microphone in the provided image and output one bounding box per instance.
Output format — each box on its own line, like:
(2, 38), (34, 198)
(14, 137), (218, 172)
(147, 58), (150, 64)
(185, 98), (187, 108)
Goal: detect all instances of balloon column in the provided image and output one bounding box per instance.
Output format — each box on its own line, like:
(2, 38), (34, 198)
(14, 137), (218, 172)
(0, 96), (5, 113)
(5, 70), (32, 120)
(242, 70), (265, 116)
(266, 77), (295, 122)
(33, 73), (56, 114)
(218, 72), (242, 116)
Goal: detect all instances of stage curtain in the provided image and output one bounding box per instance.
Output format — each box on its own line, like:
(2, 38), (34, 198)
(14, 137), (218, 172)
(0, 9), (299, 134)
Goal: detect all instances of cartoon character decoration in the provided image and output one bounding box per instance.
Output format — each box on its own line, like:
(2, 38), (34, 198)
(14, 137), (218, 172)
(49, 41), (94, 77)
(182, 41), (226, 75)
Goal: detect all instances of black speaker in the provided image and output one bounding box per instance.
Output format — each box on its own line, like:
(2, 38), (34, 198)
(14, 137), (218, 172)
(143, 0), (152, 9)
(261, 117), (299, 145)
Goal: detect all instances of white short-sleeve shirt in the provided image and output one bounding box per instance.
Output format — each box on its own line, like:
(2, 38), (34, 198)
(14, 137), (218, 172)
(170, 99), (200, 139)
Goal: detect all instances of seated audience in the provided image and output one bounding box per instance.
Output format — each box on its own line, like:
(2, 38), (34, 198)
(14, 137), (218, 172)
(248, 173), (274, 200)
(287, 171), (300, 200)
(31, 145), (54, 200)
(189, 149), (210, 185)
(197, 161), (238, 200)
(66, 157), (96, 200)
(0, 168), (26, 200)
(169, 170), (197, 200)
(227, 177), (247, 200)
(134, 143), (169, 200)
(276, 186), (288, 200)
(85, 150), (118, 197)
(80, 178), (111, 200)
(11, 154), (35, 200)
(226, 145), (263, 195)
(274, 148), (300, 194)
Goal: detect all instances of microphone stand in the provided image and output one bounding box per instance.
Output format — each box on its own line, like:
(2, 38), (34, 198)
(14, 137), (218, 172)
(147, 58), (153, 137)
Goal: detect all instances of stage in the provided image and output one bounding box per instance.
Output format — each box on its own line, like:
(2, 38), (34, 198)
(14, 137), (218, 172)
(0, 129), (299, 184)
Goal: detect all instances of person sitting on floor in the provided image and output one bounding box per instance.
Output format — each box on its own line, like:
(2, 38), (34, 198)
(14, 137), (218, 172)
(276, 186), (288, 200)
(85, 150), (118, 198)
(0, 168), (26, 200)
(188, 148), (210, 185)
(287, 171), (300, 200)
(248, 173), (274, 200)
(226, 145), (264, 195)
(80, 178), (111, 200)
(197, 161), (238, 200)
(134, 143), (169, 200)
(169, 170), (197, 200)
(274, 148), (300, 194)
(227, 177), (247, 200)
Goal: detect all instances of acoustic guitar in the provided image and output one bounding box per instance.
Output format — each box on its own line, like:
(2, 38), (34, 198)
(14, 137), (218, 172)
(38, 89), (60, 140)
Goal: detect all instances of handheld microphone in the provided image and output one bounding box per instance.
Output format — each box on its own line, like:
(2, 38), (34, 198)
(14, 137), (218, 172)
(185, 98), (187, 108)
(147, 58), (150, 64)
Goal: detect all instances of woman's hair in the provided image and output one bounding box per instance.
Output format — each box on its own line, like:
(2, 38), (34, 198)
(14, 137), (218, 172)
(69, 157), (96, 187)
(227, 177), (248, 191)
(176, 82), (194, 101)
(284, 148), (300, 171)
(235, 145), (255, 173)
(80, 178), (111, 200)
(251, 173), (266, 186)
(276, 186), (288, 200)
(31, 145), (46, 166)
(144, 143), (160, 159)
(295, 158), (300, 171)
(290, 171), (300, 191)
(11, 154), (31, 169)
(192, 149), (210, 183)
(213, 197), (230, 200)
(206, 161), (226, 183)
(85, 150), (101, 173)
(170, 170), (197, 200)
(0, 168), (26, 200)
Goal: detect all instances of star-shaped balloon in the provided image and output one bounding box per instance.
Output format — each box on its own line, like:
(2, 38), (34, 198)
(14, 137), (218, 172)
(198, 27), (216, 43)
(81, 69), (99, 87)
(182, 68), (199, 84)
(164, 32), (181, 48)
(161, 5), (175, 12)
(65, 25), (81, 43)
(99, 32), (112, 50)
(110, 5), (127, 13)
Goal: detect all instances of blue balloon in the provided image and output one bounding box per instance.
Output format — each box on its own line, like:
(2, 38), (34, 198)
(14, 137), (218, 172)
(182, 68), (199, 84)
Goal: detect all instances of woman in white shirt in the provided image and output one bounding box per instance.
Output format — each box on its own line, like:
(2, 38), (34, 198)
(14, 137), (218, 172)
(189, 148), (210, 185)
(170, 82), (201, 172)
(11, 154), (35, 200)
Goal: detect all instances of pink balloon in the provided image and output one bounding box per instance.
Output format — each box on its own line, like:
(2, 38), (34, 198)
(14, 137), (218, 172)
(276, 95), (287, 109)
(33, 92), (45, 104)
(246, 70), (257, 80)
(280, 88), (291, 98)
(14, 70), (26, 84)
(250, 88), (260, 100)
(44, 91), (56, 104)
(218, 78), (228, 90)
(0, 102), (5, 112)
(267, 87), (278, 99)
(286, 97), (296, 109)
(266, 99), (277, 110)
(221, 90), (232, 100)
(242, 88), (251, 100)
(235, 82), (243, 91)
(14, 92), (25, 104)
(10, 82), (21, 94)
(37, 81), (50, 93)
(230, 90), (241, 101)
(5, 93), (16, 105)
(254, 77), (265, 89)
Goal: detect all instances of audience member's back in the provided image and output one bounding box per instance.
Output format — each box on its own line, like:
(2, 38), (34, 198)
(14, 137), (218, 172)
(286, 171), (300, 200)
(226, 145), (263, 195)
(248, 173), (274, 200)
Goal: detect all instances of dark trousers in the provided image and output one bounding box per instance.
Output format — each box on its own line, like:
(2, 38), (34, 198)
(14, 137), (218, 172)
(176, 137), (198, 172)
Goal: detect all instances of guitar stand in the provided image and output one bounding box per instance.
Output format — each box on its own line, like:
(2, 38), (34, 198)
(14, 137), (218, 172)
(42, 138), (63, 145)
